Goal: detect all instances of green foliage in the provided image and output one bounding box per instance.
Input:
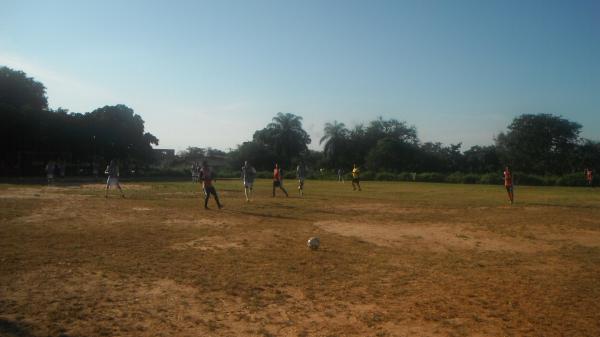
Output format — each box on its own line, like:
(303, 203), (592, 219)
(495, 114), (582, 174)
(416, 172), (446, 183)
(375, 172), (397, 181)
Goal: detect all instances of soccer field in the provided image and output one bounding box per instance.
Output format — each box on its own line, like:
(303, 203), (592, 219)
(1, 180), (599, 337)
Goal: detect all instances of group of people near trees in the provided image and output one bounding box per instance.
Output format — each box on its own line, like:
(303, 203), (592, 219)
(99, 159), (594, 208)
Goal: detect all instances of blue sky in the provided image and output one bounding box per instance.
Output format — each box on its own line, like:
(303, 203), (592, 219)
(1, 0), (598, 151)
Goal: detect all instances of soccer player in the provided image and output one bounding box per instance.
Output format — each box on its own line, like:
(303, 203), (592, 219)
(105, 159), (125, 198)
(296, 161), (307, 197)
(200, 161), (223, 209)
(351, 164), (362, 191)
(241, 161), (256, 202)
(272, 163), (289, 197)
(585, 168), (594, 187)
(45, 160), (56, 185)
(503, 166), (514, 204)
(337, 168), (345, 183)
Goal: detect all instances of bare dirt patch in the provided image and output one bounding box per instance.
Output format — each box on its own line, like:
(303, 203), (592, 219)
(315, 220), (554, 253)
(334, 203), (458, 215)
(80, 183), (151, 190)
(171, 236), (245, 251)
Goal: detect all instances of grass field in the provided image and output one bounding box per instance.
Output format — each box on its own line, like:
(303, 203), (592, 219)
(1, 179), (599, 337)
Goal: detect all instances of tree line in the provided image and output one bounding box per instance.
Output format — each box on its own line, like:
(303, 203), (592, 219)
(1, 65), (599, 178)
(229, 113), (599, 177)
(1, 66), (158, 175)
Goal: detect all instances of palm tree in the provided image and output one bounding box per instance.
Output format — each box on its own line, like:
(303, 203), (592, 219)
(320, 121), (349, 168)
(259, 112), (311, 165)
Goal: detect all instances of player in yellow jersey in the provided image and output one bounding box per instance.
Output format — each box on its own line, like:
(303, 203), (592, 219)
(351, 164), (362, 191)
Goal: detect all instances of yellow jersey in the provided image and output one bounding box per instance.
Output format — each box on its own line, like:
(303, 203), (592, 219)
(352, 167), (360, 178)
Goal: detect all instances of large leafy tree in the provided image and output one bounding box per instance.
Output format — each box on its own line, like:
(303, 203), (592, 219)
(495, 114), (581, 174)
(320, 121), (349, 168)
(0, 66), (47, 110)
(253, 112), (311, 167)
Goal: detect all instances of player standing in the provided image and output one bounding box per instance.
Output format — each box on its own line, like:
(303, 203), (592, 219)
(272, 163), (289, 197)
(45, 160), (56, 185)
(337, 168), (345, 183)
(503, 166), (514, 204)
(105, 159), (125, 198)
(200, 160), (223, 209)
(296, 162), (307, 197)
(351, 164), (362, 191)
(242, 161), (256, 202)
(585, 168), (594, 187)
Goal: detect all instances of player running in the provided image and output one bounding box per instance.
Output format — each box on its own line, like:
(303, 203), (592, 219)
(503, 166), (514, 204)
(296, 161), (307, 197)
(200, 161), (223, 209)
(105, 159), (125, 198)
(585, 168), (593, 187)
(241, 161), (256, 202)
(272, 163), (289, 197)
(351, 164), (362, 191)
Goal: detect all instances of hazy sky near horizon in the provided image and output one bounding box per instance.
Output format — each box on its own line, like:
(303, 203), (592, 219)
(1, 0), (599, 152)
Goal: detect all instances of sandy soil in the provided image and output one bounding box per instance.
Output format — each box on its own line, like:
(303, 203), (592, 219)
(1, 182), (599, 337)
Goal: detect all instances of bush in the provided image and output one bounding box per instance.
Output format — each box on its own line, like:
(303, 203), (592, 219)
(416, 172), (446, 183)
(479, 173), (503, 185)
(515, 173), (546, 186)
(375, 172), (397, 181)
(360, 171), (376, 181)
(445, 172), (464, 184)
(397, 172), (416, 181)
(556, 173), (587, 186)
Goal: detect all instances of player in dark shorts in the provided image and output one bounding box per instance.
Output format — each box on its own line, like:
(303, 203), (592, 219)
(503, 166), (514, 204)
(200, 161), (222, 209)
(272, 163), (289, 197)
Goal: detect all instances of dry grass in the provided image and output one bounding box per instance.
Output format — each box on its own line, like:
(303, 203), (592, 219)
(1, 180), (599, 336)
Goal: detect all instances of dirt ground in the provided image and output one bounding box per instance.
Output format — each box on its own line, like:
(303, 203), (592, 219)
(1, 180), (599, 336)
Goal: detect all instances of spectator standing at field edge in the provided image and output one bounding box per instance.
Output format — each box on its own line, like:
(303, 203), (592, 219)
(200, 160), (222, 209)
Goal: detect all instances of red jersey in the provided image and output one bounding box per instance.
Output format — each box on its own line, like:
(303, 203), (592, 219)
(200, 167), (213, 188)
(586, 170), (593, 181)
(504, 170), (513, 187)
(273, 167), (281, 181)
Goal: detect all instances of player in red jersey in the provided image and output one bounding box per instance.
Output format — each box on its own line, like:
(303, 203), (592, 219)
(200, 161), (223, 209)
(503, 166), (514, 204)
(585, 168), (593, 187)
(272, 163), (289, 197)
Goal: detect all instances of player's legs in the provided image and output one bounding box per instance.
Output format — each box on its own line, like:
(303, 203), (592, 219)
(116, 182), (125, 198)
(279, 183), (289, 197)
(506, 186), (514, 204)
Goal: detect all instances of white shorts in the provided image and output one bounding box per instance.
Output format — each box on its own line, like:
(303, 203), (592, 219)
(107, 177), (119, 186)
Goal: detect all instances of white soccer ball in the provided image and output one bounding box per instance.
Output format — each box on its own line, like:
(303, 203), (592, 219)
(307, 237), (320, 250)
